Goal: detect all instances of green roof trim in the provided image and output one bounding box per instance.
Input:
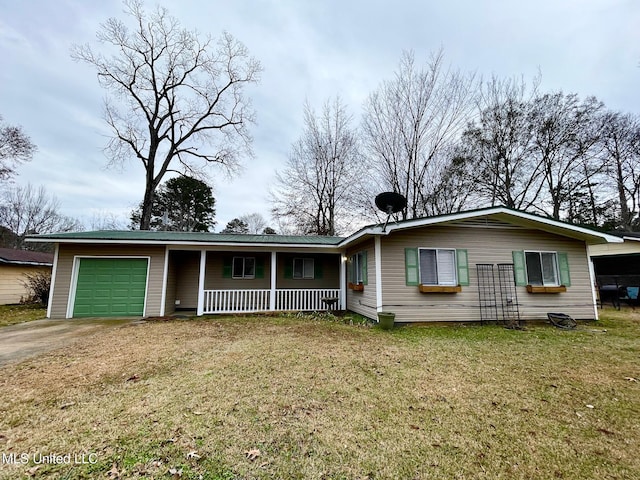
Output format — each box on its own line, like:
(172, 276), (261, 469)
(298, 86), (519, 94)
(30, 230), (345, 246)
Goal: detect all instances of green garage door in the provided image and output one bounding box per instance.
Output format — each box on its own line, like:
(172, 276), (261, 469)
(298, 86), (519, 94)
(73, 258), (148, 317)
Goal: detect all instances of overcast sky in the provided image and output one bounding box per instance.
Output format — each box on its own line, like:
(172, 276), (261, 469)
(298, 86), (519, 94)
(1, 0), (639, 231)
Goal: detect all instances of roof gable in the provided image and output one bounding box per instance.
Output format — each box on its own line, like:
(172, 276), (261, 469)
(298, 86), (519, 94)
(339, 207), (622, 247)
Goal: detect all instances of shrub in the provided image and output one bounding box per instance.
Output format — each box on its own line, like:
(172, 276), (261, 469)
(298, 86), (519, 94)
(21, 270), (51, 305)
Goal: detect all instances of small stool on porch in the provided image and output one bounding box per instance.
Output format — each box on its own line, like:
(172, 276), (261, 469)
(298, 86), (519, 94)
(321, 297), (339, 314)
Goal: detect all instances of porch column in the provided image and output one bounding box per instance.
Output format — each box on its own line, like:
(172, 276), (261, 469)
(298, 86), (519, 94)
(159, 246), (169, 316)
(340, 252), (347, 310)
(375, 236), (383, 312)
(270, 251), (277, 310)
(197, 250), (207, 316)
(589, 258), (599, 320)
(46, 244), (59, 319)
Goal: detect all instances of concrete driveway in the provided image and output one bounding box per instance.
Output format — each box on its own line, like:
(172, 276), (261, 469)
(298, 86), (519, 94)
(0, 318), (140, 367)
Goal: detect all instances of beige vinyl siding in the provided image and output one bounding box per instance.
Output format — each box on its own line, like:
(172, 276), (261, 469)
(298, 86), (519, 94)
(346, 240), (377, 320)
(164, 254), (177, 315)
(167, 251), (200, 311)
(381, 226), (595, 323)
(0, 265), (51, 305)
(50, 244), (166, 319)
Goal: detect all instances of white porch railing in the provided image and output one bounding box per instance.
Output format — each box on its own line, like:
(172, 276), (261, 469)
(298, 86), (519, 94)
(276, 288), (340, 311)
(203, 289), (270, 314)
(202, 288), (341, 314)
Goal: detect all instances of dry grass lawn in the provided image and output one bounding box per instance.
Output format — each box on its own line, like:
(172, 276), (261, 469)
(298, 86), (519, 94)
(0, 309), (639, 479)
(0, 304), (46, 328)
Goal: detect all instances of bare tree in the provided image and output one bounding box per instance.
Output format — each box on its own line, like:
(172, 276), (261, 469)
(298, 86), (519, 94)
(86, 210), (127, 230)
(360, 50), (477, 220)
(460, 75), (543, 210)
(528, 92), (606, 219)
(600, 111), (640, 230)
(422, 144), (482, 215)
(271, 97), (360, 235)
(0, 184), (82, 250)
(72, 0), (261, 230)
(239, 212), (268, 234)
(0, 114), (36, 182)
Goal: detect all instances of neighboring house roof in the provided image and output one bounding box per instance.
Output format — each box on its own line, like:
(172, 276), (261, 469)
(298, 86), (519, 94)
(0, 248), (54, 266)
(619, 232), (640, 242)
(27, 207), (622, 248)
(589, 232), (640, 258)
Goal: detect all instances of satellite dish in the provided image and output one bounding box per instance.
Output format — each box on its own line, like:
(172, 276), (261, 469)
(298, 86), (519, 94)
(375, 192), (407, 231)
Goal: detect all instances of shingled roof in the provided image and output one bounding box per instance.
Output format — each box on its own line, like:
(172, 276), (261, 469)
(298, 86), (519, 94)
(0, 248), (54, 266)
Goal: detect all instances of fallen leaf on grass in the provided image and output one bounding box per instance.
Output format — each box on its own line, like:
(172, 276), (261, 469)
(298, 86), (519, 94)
(60, 401), (76, 409)
(186, 450), (201, 460)
(168, 467), (183, 478)
(245, 448), (261, 461)
(26, 466), (40, 477)
(107, 464), (121, 478)
(586, 404), (594, 409)
(597, 428), (615, 436)
(624, 377), (637, 382)
(126, 374), (140, 382)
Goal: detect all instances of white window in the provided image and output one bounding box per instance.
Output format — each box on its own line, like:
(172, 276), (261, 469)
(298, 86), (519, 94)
(350, 251), (366, 284)
(419, 248), (457, 286)
(525, 251), (559, 286)
(232, 256), (255, 279)
(293, 258), (314, 279)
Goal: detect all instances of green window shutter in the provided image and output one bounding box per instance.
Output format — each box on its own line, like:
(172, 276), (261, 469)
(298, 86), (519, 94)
(456, 249), (469, 286)
(314, 257), (323, 279)
(512, 250), (527, 286)
(362, 250), (368, 285)
(222, 257), (232, 278)
(557, 252), (571, 286)
(255, 257), (265, 279)
(405, 248), (419, 286)
(284, 258), (293, 279)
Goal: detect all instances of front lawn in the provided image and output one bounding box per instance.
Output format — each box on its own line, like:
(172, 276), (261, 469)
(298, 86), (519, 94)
(0, 304), (46, 328)
(0, 309), (638, 479)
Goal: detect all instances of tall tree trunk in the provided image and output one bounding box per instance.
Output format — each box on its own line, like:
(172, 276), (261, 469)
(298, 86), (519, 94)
(616, 158), (632, 230)
(140, 173), (156, 230)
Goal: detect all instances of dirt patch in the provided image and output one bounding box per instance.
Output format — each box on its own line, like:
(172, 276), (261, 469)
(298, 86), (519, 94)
(0, 318), (140, 367)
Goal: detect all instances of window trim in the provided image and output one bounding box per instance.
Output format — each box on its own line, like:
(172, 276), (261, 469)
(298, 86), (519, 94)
(524, 250), (560, 287)
(232, 256), (256, 279)
(418, 247), (458, 286)
(293, 257), (314, 280)
(349, 250), (367, 286)
(353, 252), (363, 284)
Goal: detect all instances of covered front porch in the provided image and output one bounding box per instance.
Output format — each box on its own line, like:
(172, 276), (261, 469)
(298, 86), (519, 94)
(163, 249), (345, 315)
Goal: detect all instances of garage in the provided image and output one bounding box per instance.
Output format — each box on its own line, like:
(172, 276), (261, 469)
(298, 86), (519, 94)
(72, 258), (149, 317)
